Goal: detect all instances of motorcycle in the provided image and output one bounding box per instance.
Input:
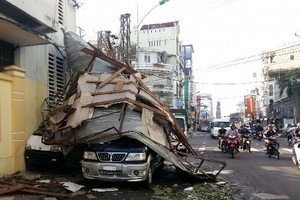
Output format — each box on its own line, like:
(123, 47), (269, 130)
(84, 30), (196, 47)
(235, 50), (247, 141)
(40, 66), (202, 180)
(219, 135), (227, 153)
(266, 135), (280, 159)
(251, 131), (256, 139)
(287, 131), (294, 146)
(292, 137), (300, 169)
(242, 134), (251, 152)
(227, 135), (238, 159)
(257, 131), (263, 141)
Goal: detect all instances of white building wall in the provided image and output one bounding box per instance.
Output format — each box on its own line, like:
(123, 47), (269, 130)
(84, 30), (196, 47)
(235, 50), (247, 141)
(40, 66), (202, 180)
(6, 0), (76, 35)
(4, 0), (77, 130)
(131, 22), (181, 71)
(131, 22), (182, 108)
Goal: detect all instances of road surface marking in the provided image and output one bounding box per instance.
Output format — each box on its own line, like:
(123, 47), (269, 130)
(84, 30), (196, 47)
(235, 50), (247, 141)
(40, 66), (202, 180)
(198, 147), (205, 151)
(252, 193), (289, 200)
(281, 148), (292, 153)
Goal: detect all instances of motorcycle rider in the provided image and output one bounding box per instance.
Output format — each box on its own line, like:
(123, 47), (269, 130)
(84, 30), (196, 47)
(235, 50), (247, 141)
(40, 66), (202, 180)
(256, 123), (264, 138)
(293, 123), (300, 144)
(251, 124), (257, 137)
(264, 124), (280, 154)
(225, 124), (239, 152)
(238, 124), (251, 148)
(218, 123), (227, 149)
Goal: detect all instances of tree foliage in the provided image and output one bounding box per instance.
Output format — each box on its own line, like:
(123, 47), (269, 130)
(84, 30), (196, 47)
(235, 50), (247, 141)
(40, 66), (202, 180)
(268, 69), (300, 99)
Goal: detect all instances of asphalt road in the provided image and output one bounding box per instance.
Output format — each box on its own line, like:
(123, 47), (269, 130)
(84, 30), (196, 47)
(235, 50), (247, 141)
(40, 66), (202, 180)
(189, 131), (300, 200)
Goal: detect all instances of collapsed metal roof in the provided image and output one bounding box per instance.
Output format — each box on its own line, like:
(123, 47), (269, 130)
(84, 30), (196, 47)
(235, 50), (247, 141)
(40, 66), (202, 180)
(40, 30), (226, 180)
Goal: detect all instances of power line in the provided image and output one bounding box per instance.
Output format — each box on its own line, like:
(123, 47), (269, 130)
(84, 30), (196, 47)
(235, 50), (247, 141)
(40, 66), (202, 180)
(194, 81), (263, 85)
(194, 43), (300, 72)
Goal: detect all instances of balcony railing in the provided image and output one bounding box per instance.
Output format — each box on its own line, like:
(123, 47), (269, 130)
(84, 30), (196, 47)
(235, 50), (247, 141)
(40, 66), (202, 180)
(138, 63), (174, 74)
(147, 85), (173, 94)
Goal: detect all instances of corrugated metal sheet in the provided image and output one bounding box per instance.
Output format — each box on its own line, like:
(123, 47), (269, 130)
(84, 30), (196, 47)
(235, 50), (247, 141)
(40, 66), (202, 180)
(40, 31), (226, 180)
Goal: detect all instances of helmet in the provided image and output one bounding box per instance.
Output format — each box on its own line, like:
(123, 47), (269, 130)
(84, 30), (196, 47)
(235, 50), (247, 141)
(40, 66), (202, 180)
(220, 123), (225, 127)
(297, 123), (300, 127)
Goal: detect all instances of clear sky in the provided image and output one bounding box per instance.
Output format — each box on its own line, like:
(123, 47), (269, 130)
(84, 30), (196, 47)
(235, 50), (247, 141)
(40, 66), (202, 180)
(77, 0), (300, 116)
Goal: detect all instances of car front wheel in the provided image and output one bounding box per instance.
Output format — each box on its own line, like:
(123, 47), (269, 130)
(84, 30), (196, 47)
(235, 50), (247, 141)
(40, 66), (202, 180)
(142, 163), (153, 188)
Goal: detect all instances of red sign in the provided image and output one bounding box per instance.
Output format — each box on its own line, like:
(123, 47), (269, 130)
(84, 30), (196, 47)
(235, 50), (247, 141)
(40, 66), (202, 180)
(196, 95), (201, 106)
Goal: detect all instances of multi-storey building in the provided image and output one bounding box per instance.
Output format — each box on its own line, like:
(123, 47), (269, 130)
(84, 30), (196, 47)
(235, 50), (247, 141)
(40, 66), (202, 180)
(0, 0), (78, 175)
(131, 47), (176, 106)
(131, 21), (185, 108)
(183, 44), (194, 111)
(195, 93), (213, 125)
(258, 43), (300, 125)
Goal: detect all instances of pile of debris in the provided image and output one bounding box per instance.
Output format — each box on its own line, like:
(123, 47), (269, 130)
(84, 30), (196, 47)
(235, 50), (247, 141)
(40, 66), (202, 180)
(38, 30), (226, 180)
(0, 172), (71, 198)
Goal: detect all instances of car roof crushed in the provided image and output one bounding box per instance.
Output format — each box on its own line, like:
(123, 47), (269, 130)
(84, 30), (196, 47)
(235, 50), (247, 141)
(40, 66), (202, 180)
(39, 30), (226, 180)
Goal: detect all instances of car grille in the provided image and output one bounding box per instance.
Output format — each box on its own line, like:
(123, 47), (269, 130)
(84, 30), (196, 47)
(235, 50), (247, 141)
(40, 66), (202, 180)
(97, 152), (127, 162)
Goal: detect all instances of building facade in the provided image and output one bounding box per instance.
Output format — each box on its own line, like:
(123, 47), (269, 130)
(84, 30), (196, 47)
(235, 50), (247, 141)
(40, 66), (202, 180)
(256, 43), (300, 126)
(0, 0), (78, 175)
(131, 21), (185, 109)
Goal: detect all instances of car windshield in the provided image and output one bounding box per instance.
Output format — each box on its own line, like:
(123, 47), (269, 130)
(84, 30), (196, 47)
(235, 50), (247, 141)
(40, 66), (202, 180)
(176, 118), (185, 131)
(33, 129), (42, 136)
(213, 122), (230, 127)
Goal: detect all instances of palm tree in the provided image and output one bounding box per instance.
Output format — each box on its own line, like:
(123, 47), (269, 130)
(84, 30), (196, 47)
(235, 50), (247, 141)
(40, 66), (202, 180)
(268, 69), (300, 122)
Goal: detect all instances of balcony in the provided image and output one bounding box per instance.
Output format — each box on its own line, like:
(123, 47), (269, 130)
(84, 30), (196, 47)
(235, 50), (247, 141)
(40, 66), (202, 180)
(138, 63), (174, 74)
(147, 84), (173, 94)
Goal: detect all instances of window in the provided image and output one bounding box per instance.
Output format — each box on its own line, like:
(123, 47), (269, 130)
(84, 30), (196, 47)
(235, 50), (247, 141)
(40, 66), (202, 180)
(290, 55), (294, 60)
(0, 39), (14, 71)
(58, 0), (64, 25)
(48, 53), (65, 108)
(144, 54), (150, 63)
(268, 84), (273, 96)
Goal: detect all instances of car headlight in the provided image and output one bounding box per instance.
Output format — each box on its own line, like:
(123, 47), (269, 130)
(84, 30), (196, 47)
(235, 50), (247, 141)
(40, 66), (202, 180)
(50, 146), (62, 152)
(25, 144), (32, 150)
(83, 151), (98, 160)
(125, 153), (146, 161)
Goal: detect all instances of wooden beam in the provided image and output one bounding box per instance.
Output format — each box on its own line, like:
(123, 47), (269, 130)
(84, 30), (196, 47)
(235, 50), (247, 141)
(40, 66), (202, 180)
(98, 67), (126, 88)
(81, 48), (146, 79)
(114, 80), (125, 91)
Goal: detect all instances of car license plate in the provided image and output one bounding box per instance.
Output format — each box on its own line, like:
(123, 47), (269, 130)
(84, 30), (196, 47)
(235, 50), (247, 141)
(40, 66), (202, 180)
(103, 165), (116, 171)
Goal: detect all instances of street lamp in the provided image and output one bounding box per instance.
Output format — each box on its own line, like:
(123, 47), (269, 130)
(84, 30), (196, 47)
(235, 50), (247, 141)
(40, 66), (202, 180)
(136, 0), (169, 72)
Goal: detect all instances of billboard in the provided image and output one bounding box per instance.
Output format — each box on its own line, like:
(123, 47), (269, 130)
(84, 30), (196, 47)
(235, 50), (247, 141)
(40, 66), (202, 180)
(245, 96), (255, 115)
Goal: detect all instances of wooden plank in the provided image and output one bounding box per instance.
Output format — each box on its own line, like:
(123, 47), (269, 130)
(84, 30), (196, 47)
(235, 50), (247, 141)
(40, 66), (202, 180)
(81, 48), (146, 79)
(21, 188), (70, 197)
(98, 67), (126, 88)
(0, 184), (24, 195)
(114, 80), (125, 91)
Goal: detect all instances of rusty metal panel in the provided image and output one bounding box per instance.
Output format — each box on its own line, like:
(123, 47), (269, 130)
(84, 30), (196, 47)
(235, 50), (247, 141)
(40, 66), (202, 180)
(40, 31), (226, 180)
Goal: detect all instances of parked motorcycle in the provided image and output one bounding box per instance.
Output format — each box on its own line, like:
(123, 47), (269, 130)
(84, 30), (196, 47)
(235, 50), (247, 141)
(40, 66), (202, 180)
(266, 135), (280, 159)
(227, 135), (238, 159)
(292, 137), (300, 169)
(242, 134), (251, 152)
